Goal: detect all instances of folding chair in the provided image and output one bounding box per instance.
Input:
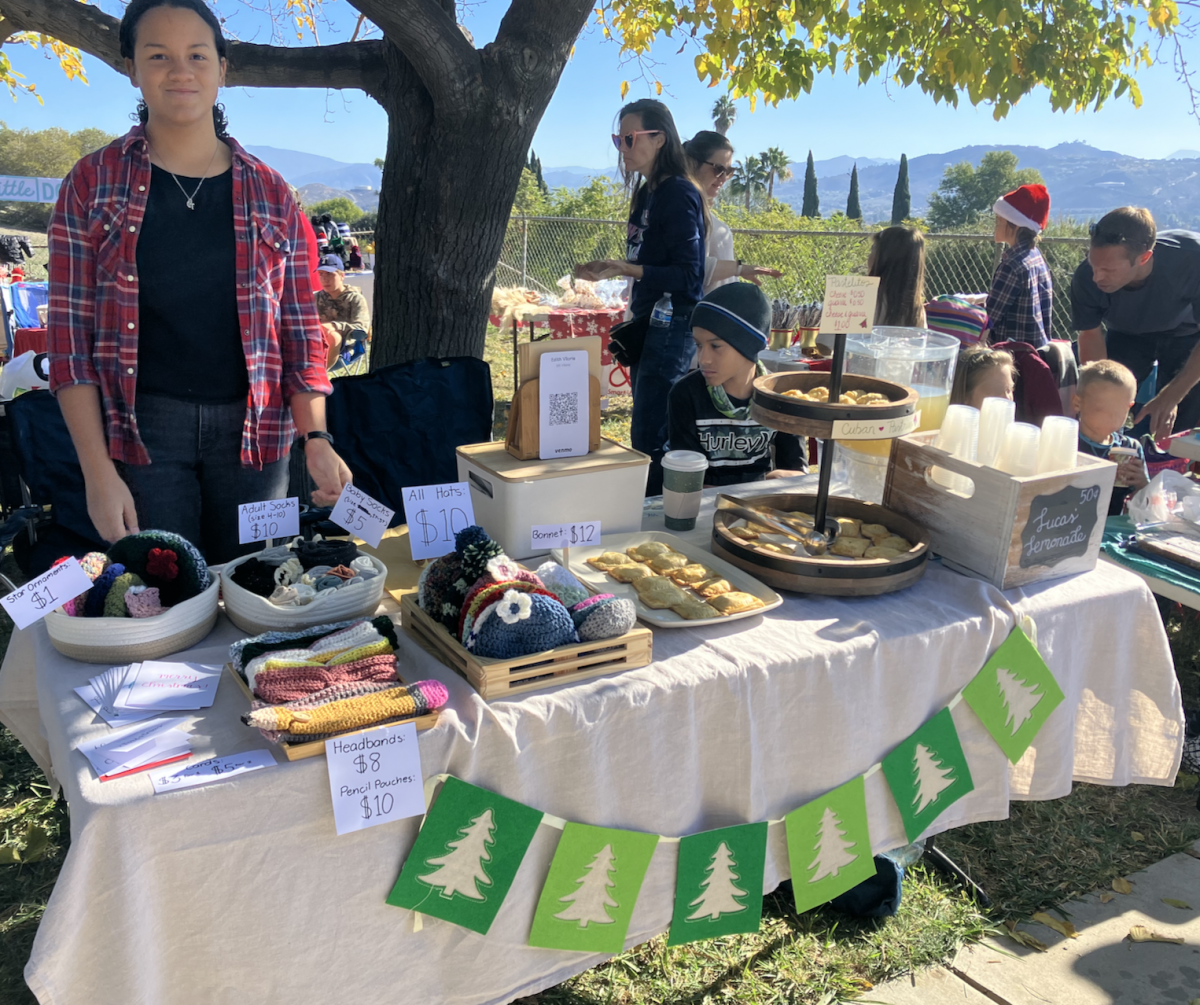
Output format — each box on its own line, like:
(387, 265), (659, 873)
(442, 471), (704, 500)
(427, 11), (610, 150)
(10, 281), (47, 330)
(329, 327), (370, 377)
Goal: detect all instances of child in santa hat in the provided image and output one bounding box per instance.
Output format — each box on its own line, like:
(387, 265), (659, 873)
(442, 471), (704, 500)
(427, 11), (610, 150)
(986, 183), (1054, 347)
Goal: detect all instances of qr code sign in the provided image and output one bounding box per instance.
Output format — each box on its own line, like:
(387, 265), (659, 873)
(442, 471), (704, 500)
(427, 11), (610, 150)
(548, 392), (579, 427)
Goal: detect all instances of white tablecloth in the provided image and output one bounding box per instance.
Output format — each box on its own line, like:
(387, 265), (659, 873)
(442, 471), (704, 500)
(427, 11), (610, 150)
(3, 480), (1184, 1005)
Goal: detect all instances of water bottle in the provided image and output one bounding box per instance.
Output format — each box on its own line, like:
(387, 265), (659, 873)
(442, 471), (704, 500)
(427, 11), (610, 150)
(650, 293), (673, 328)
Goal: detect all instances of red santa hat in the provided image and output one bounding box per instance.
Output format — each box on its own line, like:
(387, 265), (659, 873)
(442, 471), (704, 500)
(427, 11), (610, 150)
(993, 184), (1051, 233)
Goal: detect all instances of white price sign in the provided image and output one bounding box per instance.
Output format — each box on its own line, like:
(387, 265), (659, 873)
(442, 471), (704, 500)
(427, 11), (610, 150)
(325, 722), (425, 836)
(403, 481), (476, 562)
(530, 520), (601, 551)
(819, 275), (880, 335)
(237, 496), (299, 544)
(0, 558), (94, 630)
(330, 483), (395, 548)
(150, 749), (276, 794)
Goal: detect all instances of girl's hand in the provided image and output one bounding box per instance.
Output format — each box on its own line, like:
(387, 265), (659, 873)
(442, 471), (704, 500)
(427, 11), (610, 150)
(741, 265), (783, 286)
(306, 439), (353, 506)
(86, 464), (140, 543)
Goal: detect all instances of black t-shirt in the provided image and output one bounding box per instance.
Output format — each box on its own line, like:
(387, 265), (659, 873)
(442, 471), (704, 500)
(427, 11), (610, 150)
(1070, 230), (1200, 339)
(136, 164), (248, 402)
(667, 369), (807, 486)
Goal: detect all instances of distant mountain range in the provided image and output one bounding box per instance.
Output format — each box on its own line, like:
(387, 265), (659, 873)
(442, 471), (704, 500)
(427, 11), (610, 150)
(246, 142), (1200, 227)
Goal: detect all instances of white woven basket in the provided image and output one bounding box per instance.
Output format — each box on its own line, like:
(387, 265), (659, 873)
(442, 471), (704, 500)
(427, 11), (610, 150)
(45, 575), (220, 664)
(220, 553), (387, 635)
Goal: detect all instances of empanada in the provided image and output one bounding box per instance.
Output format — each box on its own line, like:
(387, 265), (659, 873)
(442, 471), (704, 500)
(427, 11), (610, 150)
(633, 576), (687, 609)
(860, 523), (889, 542)
(830, 536), (870, 558)
(707, 591), (766, 615)
(609, 564), (655, 583)
(730, 526), (759, 541)
(631, 541), (673, 561)
(835, 517), (862, 538)
(877, 536), (912, 553)
(587, 551), (630, 570)
(668, 563), (712, 585)
(757, 542), (794, 555)
(648, 552), (690, 573)
(671, 598), (718, 620)
(696, 577), (733, 598)
(864, 546), (904, 560)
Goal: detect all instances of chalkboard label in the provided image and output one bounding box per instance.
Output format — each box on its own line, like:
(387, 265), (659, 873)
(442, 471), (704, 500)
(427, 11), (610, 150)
(1019, 484), (1102, 569)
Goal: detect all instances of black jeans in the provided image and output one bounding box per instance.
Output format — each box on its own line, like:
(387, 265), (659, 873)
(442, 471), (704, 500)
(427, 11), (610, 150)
(1106, 330), (1200, 435)
(116, 393), (289, 565)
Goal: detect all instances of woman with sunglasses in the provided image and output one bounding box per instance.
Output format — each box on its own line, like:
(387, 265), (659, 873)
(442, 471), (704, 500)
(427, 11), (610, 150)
(683, 131), (782, 294)
(580, 99), (706, 487)
(47, 0), (352, 563)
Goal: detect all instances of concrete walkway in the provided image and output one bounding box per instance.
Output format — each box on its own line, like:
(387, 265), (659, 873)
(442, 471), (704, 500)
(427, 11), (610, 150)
(867, 841), (1200, 1005)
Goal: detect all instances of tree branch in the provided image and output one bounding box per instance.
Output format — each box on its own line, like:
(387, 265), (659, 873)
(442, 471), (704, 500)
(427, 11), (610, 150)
(0, 0), (385, 92)
(492, 0), (593, 93)
(352, 0), (479, 109)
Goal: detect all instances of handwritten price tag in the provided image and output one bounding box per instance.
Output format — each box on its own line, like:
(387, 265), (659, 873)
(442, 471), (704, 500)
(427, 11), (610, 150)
(325, 722), (425, 836)
(819, 275), (881, 335)
(530, 521), (601, 551)
(0, 558), (95, 631)
(150, 749), (277, 794)
(403, 482), (476, 562)
(830, 412), (920, 440)
(330, 484), (395, 548)
(237, 496), (299, 544)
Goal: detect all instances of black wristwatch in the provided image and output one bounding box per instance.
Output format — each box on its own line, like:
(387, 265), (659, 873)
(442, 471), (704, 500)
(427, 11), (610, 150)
(299, 430), (335, 448)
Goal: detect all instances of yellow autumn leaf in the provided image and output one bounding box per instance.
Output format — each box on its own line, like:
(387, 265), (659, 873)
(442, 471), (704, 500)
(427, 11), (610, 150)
(1131, 831), (1145, 842)
(620, 80), (629, 99)
(1112, 877), (1134, 894)
(1128, 925), (1184, 944)
(1002, 920), (1048, 951)
(1100, 892), (1115, 904)
(1032, 912), (1079, 939)
(655, 80), (663, 95)
(1162, 898), (1192, 910)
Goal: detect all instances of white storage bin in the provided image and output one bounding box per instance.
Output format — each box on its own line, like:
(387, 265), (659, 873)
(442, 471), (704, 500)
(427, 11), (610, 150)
(457, 438), (650, 560)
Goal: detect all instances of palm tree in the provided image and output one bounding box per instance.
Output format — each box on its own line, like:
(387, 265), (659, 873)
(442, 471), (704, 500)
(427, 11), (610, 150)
(760, 147), (793, 202)
(712, 95), (738, 136)
(730, 156), (767, 211)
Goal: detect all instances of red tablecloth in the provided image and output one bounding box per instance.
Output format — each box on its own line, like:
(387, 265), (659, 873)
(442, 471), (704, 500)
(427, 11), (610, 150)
(546, 307), (630, 395)
(13, 327), (47, 357)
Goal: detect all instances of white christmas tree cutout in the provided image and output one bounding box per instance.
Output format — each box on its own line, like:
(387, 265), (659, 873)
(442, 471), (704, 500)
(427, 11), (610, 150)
(687, 841), (747, 920)
(418, 808), (495, 901)
(807, 807), (859, 883)
(555, 843), (618, 927)
(912, 744), (955, 814)
(996, 667), (1044, 736)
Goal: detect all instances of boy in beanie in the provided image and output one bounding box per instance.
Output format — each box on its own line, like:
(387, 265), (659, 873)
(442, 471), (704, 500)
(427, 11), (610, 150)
(987, 183), (1054, 346)
(666, 282), (807, 486)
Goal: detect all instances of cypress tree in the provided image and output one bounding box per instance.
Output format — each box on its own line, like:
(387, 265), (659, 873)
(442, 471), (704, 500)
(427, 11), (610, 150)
(801, 151), (820, 219)
(846, 163), (861, 221)
(891, 154), (911, 225)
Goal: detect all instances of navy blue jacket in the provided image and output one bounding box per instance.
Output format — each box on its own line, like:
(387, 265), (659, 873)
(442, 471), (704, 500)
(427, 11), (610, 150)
(626, 175), (706, 319)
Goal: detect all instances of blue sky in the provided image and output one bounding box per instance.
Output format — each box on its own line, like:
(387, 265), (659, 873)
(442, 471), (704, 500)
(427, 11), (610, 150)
(5, 1), (1199, 169)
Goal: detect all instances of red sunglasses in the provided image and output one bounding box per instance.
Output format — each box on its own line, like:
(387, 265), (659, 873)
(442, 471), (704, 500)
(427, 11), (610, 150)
(612, 129), (661, 150)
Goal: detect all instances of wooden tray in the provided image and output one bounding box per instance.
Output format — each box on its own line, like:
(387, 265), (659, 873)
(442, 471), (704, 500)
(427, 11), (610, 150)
(399, 593), (652, 699)
(225, 664), (441, 761)
(711, 493), (930, 596)
(750, 371), (917, 439)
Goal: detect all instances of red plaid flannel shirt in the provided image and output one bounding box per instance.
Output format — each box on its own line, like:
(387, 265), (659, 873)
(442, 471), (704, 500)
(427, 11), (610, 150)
(47, 126), (332, 467)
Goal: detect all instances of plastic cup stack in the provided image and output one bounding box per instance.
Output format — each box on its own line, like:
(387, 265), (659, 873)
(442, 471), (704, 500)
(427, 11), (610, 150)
(1036, 416), (1079, 474)
(932, 404), (980, 493)
(995, 422), (1041, 476)
(977, 397), (1015, 468)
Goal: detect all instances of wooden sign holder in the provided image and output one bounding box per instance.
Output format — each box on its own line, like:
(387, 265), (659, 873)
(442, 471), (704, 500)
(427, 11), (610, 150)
(505, 375), (602, 460)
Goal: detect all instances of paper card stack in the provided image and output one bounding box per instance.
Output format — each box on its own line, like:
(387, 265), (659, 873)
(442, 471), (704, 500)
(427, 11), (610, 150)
(77, 719), (193, 781)
(76, 661), (221, 725)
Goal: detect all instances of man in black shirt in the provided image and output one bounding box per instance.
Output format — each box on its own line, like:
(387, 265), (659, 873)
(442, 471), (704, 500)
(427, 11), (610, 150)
(1071, 206), (1200, 438)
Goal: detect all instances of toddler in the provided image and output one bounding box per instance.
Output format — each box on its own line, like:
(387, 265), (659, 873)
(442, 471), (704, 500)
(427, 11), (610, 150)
(1074, 360), (1149, 515)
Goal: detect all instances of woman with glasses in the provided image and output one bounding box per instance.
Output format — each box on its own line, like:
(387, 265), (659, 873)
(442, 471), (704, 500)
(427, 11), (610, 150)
(580, 99), (706, 487)
(683, 130), (782, 294)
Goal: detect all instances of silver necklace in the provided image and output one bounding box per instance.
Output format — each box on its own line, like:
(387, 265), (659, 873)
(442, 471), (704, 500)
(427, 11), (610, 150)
(149, 139), (220, 210)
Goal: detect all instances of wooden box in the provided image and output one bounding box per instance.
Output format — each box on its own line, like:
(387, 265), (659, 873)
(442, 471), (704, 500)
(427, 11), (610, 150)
(225, 664), (441, 762)
(882, 431), (1118, 590)
(400, 593), (652, 700)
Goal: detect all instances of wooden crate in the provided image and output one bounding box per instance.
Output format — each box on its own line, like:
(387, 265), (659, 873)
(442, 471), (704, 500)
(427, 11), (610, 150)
(225, 664), (441, 762)
(882, 431), (1117, 590)
(399, 593), (652, 699)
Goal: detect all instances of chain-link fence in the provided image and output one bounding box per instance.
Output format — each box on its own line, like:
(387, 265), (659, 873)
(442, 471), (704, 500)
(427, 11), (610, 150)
(498, 216), (1087, 342)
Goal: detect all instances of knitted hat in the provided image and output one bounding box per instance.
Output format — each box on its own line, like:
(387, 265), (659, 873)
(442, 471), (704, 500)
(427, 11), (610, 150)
(690, 282), (772, 361)
(103, 572), (144, 618)
(126, 586), (165, 618)
(536, 561), (590, 608)
(417, 552), (467, 630)
(456, 525), (505, 583)
(460, 580), (557, 646)
(993, 184), (1051, 234)
(106, 531), (210, 606)
(570, 594), (638, 641)
(471, 590), (577, 659)
(83, 563), (126, 618)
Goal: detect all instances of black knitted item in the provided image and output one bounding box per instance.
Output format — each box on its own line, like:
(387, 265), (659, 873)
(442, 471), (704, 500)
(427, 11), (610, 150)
(229, 558), (279, 598)
(295, 539), (358, 571)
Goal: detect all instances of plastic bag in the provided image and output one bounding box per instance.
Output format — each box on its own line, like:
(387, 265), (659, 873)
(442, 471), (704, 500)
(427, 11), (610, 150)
(1127, 469), (1200, 534)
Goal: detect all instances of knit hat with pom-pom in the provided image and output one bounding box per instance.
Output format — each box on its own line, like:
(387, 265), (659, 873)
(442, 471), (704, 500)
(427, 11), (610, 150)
(455, 525), (505, 584)
(106, 530), (209, 606)
(417, 552), (467, 631)
(570, 594), (637, 642)
(470, 590), (577, 659)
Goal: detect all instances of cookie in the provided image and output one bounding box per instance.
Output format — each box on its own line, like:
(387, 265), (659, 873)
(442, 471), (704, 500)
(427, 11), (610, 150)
(830, 536), (870, 558)
(609, 564), (655, 584)
(877, 536), (912, 553)
(864, 546), (905, 560)
(707, 592), (766, 615)
(671, 598), (718, 620)
(633, 576), (687, 609)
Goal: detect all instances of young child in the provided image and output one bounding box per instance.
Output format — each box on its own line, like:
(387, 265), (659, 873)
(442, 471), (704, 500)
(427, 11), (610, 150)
(950, 345), (1016, 410)
(667, 283), (807, 485)
(987, 184), (1054, 347)
(1073, 360), (1149, 516)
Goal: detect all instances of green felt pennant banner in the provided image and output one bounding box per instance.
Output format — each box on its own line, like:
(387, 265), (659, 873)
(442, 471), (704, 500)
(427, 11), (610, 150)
(668, 822), (768, 945)
(785, 775), (877, 915)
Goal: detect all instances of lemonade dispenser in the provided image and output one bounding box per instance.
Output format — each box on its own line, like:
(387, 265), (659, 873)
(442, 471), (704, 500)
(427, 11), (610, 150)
(842, 327), (960, 458)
